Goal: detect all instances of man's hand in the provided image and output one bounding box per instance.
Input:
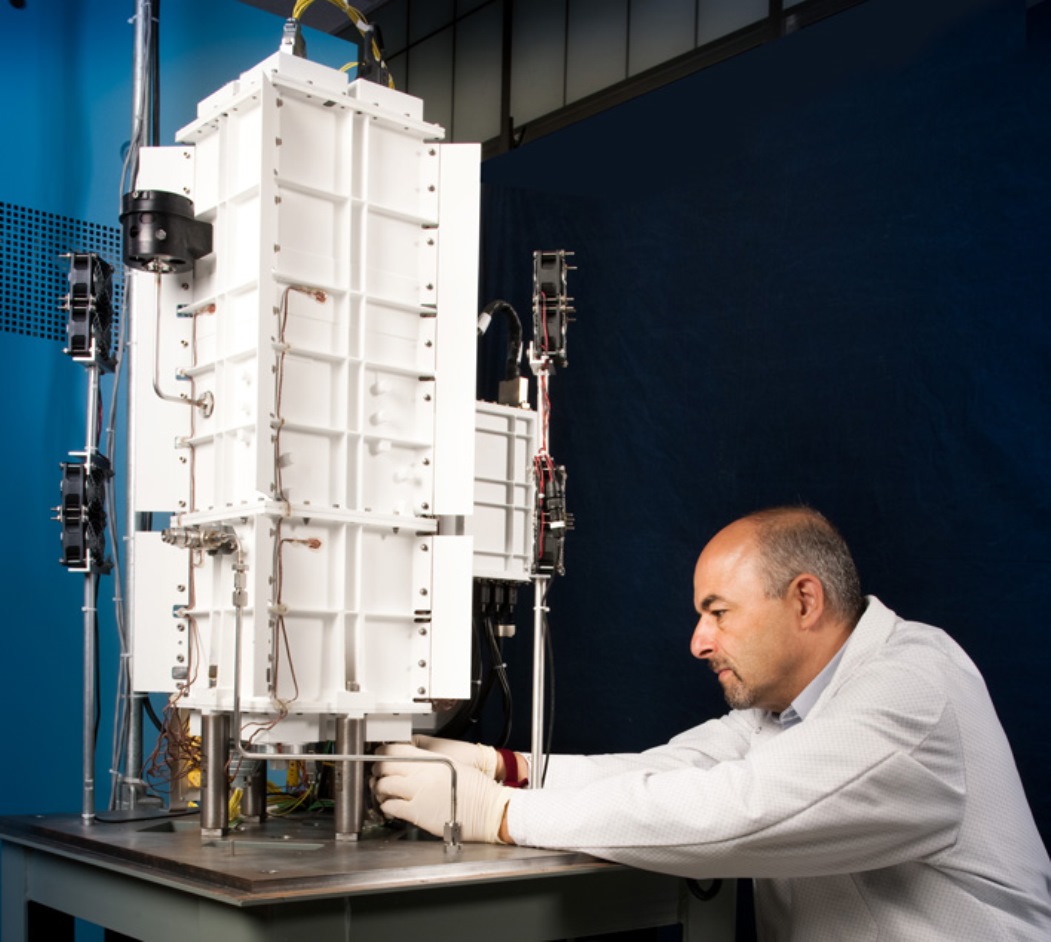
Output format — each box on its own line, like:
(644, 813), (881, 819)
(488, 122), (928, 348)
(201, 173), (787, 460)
(411, 734), (498, 778)
(373, 743), (512, 843)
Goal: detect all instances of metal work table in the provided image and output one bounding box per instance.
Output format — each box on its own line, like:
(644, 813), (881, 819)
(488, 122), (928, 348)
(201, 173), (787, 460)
(0, 814), (735, 941)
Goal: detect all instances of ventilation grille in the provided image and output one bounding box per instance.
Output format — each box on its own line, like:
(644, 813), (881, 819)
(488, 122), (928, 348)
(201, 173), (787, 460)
(0, 201), (123, 344)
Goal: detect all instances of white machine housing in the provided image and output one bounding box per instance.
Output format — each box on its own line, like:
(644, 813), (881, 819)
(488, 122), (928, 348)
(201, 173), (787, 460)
(127, 51), (536, 749)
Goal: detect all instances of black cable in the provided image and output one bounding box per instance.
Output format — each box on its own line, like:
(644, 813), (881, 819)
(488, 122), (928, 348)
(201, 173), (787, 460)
(143, 695), (164, 732)
(484, 617), (513, 748)
(686, 878), (724, 902)
(480, 299), (523, 381)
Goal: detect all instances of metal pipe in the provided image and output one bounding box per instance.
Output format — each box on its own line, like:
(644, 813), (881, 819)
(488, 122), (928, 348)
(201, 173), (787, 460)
(530, 575), (548, 789)
(529, 350), (551, 790)
(81, 361), (102, 823)
(128, 0), (149, 189)
(200, 712), (229, 837)
(123, 0), (152, 811)
(334, 717), (365, 841)
(82, 574), (97, 823)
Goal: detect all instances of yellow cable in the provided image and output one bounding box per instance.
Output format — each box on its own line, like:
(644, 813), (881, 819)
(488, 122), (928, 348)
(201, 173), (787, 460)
(292, 0), (394, 88)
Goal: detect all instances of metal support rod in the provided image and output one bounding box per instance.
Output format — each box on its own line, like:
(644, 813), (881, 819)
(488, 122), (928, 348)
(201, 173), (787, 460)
(334, 717), (365, 841)
(530, 575), (549, 789)
(529, 348), (553, 790)
(200, 712), (229, 837)
(81, 362), (101, 823)
(82, 576), (97, 823)
(123, 0), (152, 813)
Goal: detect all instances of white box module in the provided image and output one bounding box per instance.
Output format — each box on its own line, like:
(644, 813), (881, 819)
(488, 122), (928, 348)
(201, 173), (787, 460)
(128, 53), (478, 743)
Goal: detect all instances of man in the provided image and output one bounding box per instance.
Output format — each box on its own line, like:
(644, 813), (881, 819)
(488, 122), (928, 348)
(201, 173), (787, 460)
(375, 507), (1051, 939)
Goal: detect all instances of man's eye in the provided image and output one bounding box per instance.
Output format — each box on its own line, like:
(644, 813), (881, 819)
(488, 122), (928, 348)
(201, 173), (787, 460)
(711, 610), (726, 619)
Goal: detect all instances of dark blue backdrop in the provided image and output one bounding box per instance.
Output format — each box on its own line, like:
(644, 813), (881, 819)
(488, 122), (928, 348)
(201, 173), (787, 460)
(475, 0), (1051, 851)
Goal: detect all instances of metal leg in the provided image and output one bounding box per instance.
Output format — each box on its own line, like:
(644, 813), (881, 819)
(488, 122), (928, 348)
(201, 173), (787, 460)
(334, 717), (365, 841)
(241, 760), (268, 824)
(200, 712), (230, 837)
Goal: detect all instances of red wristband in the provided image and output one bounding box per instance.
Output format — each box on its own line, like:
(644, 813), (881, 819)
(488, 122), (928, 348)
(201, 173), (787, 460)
(496, 748), (528, 788)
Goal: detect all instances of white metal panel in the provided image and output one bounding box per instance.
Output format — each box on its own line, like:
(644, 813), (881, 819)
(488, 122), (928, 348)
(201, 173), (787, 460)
(470, 402), (537, 582)
(428, 535), (473, 699)
(130, 532), (188, 693)
(129, 147), (198, 515)
(433, 143), (480, 515)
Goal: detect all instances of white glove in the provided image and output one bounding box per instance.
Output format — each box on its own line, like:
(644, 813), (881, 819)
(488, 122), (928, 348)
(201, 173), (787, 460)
(374, 742), (512, 843)
(411, 734), (498, 778)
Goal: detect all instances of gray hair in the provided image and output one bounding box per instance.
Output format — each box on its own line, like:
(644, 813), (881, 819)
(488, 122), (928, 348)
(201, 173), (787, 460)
(744, 507), (864, 624)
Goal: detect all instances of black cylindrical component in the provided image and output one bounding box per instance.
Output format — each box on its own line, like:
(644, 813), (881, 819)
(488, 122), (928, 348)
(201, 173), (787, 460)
(120, 189), (212, 273)
(241, 760), (268, 824)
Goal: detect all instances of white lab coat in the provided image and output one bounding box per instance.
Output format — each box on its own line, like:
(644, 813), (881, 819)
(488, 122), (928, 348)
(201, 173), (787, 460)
(506, 597), (1051, 940)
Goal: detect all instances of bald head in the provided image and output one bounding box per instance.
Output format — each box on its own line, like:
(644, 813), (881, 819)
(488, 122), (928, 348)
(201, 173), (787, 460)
(690, 508), (862, 711)
(732, 507), (864, 627)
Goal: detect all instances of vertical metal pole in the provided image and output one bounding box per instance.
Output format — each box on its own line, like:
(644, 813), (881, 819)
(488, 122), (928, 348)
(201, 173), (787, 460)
(82, 363), (101, 823)
(82, 575), (97, 823)
(334, 717), (365, 840)
(529, 576), (548, 789)
(123, 0), (151, 812)
(529, 363), (550, 788)
(200, 713), (229, 837)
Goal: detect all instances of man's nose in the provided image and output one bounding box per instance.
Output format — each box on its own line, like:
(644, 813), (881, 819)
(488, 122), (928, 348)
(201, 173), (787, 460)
(690, 616), (715, 660)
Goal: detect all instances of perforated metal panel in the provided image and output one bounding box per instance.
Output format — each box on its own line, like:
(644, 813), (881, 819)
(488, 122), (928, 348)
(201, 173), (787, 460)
(0, 202), (122, 343)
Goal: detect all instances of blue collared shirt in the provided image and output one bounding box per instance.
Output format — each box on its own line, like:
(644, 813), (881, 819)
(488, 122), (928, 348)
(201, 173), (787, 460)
(774, 643), (847, 729)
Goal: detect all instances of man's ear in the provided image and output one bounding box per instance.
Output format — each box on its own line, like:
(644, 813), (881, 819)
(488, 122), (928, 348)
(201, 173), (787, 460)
(791, 573), (825, 629)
